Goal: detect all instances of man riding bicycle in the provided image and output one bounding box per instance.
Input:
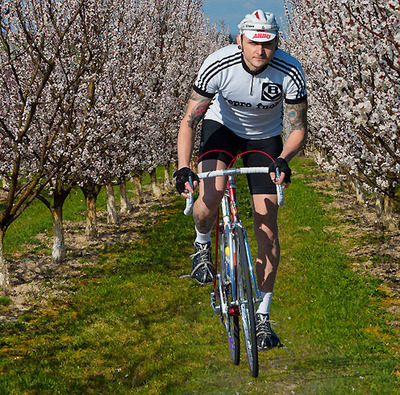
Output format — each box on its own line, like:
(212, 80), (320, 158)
(174, 10), (308, 351)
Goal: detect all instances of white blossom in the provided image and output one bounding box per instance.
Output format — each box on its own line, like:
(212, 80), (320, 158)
(283, 0), (400, 197)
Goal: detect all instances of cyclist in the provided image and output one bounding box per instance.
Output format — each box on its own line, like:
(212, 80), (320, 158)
(174, 10), (307, 351)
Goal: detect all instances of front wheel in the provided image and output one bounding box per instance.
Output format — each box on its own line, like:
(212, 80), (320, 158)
(218, 229), (240, 365)
(236, 228), (259, 377)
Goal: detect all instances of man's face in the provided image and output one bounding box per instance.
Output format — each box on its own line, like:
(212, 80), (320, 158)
(237, 34), (278, 72)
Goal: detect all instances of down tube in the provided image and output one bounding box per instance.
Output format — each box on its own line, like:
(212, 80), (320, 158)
(228, 229), (237, 301)
(239, 225), (261, 301)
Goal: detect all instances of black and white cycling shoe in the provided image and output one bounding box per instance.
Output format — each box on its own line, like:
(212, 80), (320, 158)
(190, 242), (215, 285)
(255, 313), (282, 351)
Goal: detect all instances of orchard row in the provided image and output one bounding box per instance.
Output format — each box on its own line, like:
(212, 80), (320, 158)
(283, 0), (399, 220)
(0, 0), (228, 289)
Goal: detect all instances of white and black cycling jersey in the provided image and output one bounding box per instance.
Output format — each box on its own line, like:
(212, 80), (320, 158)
(193, 45), (307, 139)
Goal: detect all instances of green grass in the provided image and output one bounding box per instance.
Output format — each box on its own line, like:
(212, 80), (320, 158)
(3, 166), (169, 254)
(0, 158), (399, 394)
(4, 179), (139, 253)
(5, 188), (87, 254)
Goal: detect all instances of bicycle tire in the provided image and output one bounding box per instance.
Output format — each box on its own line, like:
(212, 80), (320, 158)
(218, 229), (240, 365)
(236, 227), (259, 378)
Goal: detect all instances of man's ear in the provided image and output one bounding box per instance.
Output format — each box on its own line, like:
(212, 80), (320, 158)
(236, 34), (242, 48)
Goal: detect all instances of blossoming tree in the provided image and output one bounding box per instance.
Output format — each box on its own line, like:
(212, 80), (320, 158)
(0, 0), (98, 289)
(283, 0), (399, 224)
(0, 0), (229, 285)
(76, 0), (229, 236)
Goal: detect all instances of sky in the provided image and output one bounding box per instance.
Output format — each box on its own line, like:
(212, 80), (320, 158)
(202, 0), (286, 36)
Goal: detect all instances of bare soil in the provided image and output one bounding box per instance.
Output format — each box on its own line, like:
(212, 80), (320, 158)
(1, 192), (173, 321)
(2, 173), (399, 326)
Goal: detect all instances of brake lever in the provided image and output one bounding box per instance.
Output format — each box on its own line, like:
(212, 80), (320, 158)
(275, 168), (285, 207)
(184, 175), (194, 215)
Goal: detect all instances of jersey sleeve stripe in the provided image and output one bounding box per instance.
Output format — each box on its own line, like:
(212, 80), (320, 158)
(285, 95), (308, 104)
(195, 53), (242, 93)
(272, 57), (305, 86)
(196, 54), (242, 91)
(192, 84), (215, 98)
(270, 61), (305, 99)
(270, 57), (307, 100)
(200, 58), (242, 93)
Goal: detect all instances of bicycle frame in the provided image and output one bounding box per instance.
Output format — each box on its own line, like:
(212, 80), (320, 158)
(216, 175), (262, 305)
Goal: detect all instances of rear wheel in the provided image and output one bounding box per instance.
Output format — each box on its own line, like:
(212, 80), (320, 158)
(218, 229), (240, 365)
(236, 228), (259, 377)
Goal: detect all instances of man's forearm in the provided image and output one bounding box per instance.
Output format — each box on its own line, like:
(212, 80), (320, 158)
(177, 91), (212, 169)
(280, 101), (308, 162)
(280, 128), (308, 162)
(177, 122), (195, 169)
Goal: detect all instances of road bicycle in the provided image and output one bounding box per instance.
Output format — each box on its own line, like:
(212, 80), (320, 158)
(184, 151), (284, 378)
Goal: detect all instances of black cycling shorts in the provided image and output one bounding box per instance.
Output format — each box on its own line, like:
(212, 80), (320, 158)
(198, 120), (283, 195)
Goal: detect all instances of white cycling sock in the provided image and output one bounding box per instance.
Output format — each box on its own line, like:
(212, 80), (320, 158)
(195, 228), (212, 245)
(257, 292), (273, 315)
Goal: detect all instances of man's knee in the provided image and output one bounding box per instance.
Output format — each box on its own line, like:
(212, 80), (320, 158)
(201, 190), (225, 210)
(193, 189), (224, 229)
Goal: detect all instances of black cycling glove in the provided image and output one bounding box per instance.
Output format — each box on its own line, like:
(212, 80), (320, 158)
(173, 167), (199, 194)
(269, 157), (292, 183)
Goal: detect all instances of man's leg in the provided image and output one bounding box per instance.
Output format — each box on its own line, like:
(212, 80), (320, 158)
(190, 159), (227, 284)
(252, 193), (282, 349)
(251, 194), (280, 294)
(193, 159), (227, 233)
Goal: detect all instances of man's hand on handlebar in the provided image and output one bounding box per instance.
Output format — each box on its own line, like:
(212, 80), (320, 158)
(173, 167), (199, 198)
(269, 157), (292, 189)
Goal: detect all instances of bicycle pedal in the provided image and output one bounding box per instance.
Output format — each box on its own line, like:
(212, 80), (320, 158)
(278, 342), (292, 355)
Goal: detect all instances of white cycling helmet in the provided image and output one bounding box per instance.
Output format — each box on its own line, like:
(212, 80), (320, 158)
(238, 10), (279, 42)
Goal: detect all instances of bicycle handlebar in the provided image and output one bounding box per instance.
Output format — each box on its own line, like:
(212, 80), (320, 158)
(184, 167), (284, 215)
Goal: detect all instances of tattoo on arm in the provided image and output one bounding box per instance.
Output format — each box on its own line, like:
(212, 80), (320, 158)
(287, 101), (308, 132)
(187, 92), (211, 130)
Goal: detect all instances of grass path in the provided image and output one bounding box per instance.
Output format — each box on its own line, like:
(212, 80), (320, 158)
(0, 158), (399, 394)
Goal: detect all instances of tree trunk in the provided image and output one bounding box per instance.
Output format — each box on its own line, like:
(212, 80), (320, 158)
(51, 203), (66, 263)
(35, 180), (73, 264)
(119, 183), (133, 213)
(85, 194), (98, 238)
(347, 173), (366, 205)
(376, 193), (398, 231)
(80, 184), (102, 239)
(133, 172), (144, 204)
(0, 229), (10, 293)
(150, 169), (162, 198)
(47, 186), (71, 264)
(164, 162), (171, 191)
(106, 185), (119, 224)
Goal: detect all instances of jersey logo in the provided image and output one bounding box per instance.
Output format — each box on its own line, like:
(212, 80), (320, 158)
(261, 83), (282, 101)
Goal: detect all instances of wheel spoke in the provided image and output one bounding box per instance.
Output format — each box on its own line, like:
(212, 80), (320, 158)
(236, 228), (259, 377)
(217, 229), (240, 365)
